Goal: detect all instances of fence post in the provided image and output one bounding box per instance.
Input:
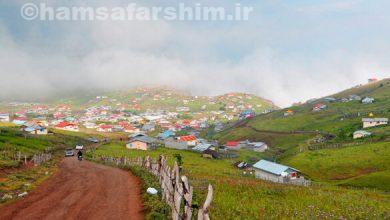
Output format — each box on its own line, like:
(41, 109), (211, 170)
(198, 184), (213, 220)
(182, 175), (193, 220)
(172, 162), (183, 220)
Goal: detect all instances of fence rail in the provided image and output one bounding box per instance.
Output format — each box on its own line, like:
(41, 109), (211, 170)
(0, 150), (52, 166)
(308, 141), (375, 151)
(31, 153), (52, 166)
(97, 155), (213, 220)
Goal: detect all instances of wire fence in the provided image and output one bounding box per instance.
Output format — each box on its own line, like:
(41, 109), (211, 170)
(96, 155), (213, 220)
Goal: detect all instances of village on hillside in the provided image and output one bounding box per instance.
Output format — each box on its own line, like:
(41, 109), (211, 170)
(0, 79), (388, 186)
(0, 88), (276, 138)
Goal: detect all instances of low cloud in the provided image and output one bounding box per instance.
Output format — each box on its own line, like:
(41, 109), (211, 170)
(0, 1), (389, 107)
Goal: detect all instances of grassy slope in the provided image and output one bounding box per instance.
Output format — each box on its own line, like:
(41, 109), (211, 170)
(0, 128), (54, 168)
(54, 87), (278, 113)
(286, 142), (390, 190)
(90, 143), (390, 219)
(246, 79), (390, 133)
(214, 78), (390, 190)
(217, 79), (390, 135)
(0, 126), (89, 168)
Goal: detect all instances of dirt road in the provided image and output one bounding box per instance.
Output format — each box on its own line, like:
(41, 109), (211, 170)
(0, 157), (144, 220)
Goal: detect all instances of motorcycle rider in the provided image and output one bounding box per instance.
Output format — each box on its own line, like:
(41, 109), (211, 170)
(77, 150), (83, 160)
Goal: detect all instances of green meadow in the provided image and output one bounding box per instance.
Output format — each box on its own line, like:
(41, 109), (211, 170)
(89, 142), (390, 219)
(214, 79), (390, 193)
(286, 142), (390, 191)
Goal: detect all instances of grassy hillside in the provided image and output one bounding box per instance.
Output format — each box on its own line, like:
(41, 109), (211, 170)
(53, 87), (278, 113)
(227, 79), (389, 133)
(89, 143), (390, 219)
(217, 78), (389, 134)
(286, 142), (390, 190)
(214, 78), (390, 191)
(0, 127), (87, 169)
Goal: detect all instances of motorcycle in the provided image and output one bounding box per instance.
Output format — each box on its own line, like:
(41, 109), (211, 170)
(78, 155), (83, 161)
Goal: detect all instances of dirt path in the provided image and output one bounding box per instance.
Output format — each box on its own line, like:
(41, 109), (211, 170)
(0, 157), (144, 220)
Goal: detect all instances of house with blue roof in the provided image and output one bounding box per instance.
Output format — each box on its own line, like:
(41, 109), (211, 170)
(253, 160), (309, 186)
(238, 109), (255, 120)
(22, 125), (48, 135)
(192, 143), (213, 152)
(157, 130), (175, 140)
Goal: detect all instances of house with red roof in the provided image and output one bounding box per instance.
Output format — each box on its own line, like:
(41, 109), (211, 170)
(13, 117), (28, 125)
(224, 141), (240, 149)
(190, 120), (200, 129)
(56, 105), (71, 112)
(123, 125), (139, 133)
(53, 112), (66, 119)
(368, 77), (378, 83)
(118, 121), (129, 126)
(97, 124), (113, 133)
(178, 135), (198, 147)
(15, 111), (26, 117)
(55, 121), (79, 132)
(312, 103), (327, 111)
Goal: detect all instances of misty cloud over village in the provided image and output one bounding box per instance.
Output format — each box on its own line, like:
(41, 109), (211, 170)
(1, 1), (389, 106)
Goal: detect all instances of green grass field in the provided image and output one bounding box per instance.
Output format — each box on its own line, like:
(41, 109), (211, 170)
(285, 142), (390, 190)
(89, 142), (390, 219)
(0, 126), (91, 170)
(214, 79), (390, 193)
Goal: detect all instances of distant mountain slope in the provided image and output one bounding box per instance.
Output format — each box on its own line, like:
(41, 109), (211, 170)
(216, 78), (390, 141)
(55, 86), (278, 113)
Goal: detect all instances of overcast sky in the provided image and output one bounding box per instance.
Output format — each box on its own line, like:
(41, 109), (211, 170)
(0, 0), (389, 107)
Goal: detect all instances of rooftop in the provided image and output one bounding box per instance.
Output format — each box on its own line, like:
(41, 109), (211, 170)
(253, 160), (299, 176)
(129, 136), (157, 144)
(362, 118), (388, 122)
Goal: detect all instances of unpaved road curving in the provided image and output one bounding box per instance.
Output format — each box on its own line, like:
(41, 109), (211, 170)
(0, 157), (144, 220)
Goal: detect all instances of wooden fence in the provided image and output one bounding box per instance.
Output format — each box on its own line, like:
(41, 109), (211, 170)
(97, 155), (213, 220)
(339, 109), (388, 119)
(308, 141), (374, 151)
(31, 153), (52, 166)
(0, 150), (52, 166)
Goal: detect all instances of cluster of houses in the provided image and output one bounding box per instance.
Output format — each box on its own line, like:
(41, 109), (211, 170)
(123, 128), (269, 160)
(309, 95), (375, 112)
(353, 117), (388, 139)
(125, 88), (275, 119)
(302, 85), (378, 114)
(0, 92), (274, 138)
